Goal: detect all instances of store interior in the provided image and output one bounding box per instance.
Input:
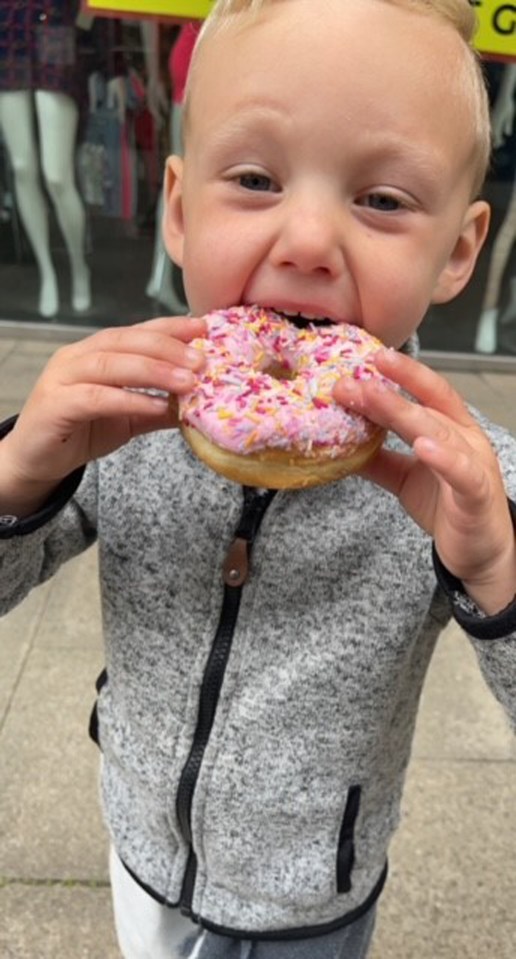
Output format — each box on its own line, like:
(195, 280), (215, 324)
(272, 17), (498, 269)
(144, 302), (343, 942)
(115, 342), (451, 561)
(0, 20), (514, 358)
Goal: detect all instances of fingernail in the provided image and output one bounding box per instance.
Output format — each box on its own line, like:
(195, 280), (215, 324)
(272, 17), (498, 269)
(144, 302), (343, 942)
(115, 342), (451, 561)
(335, 377), (360, 408)
(184, 346), (202, 367)
(338, 376), (359, 391)
(172, 368), (195, 388)
(376, 347), (397, 364)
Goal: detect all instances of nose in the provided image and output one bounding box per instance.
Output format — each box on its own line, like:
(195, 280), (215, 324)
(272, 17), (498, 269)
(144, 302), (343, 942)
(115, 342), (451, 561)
(270, 193), (345, 278)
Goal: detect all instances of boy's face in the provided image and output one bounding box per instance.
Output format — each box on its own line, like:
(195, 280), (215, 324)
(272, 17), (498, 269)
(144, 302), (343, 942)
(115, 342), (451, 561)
(164, 0), (489, 348)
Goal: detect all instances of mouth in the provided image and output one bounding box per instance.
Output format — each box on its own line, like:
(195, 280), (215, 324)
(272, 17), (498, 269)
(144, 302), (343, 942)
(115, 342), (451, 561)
(281, 311), (335, 330)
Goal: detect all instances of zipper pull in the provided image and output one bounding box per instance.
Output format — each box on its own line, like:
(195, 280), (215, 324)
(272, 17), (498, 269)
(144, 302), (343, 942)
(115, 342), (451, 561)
(223, 536), (249, 587)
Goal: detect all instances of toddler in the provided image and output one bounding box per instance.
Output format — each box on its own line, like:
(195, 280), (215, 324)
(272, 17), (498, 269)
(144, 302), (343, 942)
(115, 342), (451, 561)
(1, 1), (516, 957)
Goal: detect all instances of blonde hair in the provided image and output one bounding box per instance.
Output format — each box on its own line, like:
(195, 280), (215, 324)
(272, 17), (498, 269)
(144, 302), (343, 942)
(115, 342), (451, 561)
(186, 0), (491, 194)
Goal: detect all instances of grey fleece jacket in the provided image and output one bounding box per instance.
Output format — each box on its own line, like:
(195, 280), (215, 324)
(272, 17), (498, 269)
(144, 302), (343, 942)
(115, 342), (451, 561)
(1, 415), (516, 939)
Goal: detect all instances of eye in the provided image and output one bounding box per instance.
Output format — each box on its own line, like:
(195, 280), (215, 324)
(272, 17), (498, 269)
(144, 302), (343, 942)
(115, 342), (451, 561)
(238, 172), (278, 192)
(358, 192), (405, 212)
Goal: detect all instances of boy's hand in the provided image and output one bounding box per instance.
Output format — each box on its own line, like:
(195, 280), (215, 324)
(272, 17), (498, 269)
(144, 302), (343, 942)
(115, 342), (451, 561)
(0, 316), (205, 516)
(334, 350), (516, 615)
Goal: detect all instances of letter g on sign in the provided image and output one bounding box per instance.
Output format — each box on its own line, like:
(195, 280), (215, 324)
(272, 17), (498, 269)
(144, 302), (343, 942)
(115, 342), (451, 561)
(493, 4), (516, 35)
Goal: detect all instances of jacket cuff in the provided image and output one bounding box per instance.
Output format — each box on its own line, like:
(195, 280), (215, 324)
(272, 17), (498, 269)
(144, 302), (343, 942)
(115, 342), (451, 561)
(432, 499), (516, 640)
(0, 415), (85, 539)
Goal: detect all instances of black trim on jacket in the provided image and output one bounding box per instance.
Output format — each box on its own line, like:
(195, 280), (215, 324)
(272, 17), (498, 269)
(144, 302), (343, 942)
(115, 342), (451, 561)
(0, 415), (85, 538)
(119, 854), (387, 941)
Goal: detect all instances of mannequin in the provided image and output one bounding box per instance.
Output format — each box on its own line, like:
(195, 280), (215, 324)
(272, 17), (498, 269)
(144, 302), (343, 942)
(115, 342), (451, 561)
(144, 20), (200, 314)
(0, 1), (94, 318)
(474, 63), (516, 353)
(0, 89), (90, 317)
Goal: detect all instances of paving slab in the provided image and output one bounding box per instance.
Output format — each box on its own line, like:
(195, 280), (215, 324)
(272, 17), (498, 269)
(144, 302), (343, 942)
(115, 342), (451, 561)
(483, 370), (516, 402)
(413, 620), (516, 761)
(13, 338), (70, 357)
(445, 370), (505, 407)
(0, 339), (15, 364)
(0, 350), (62, 403)
(370, 759), (516, 959)
(0, 579), (51, 724)
(0, 641), (108, 881)
(0, 883), (120, 959)
(0, 402), (18, 420)
(444, 371), (516, 432)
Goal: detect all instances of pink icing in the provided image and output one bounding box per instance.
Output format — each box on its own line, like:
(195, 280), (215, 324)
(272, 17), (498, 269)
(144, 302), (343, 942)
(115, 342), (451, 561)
(179, 306), (386, 457)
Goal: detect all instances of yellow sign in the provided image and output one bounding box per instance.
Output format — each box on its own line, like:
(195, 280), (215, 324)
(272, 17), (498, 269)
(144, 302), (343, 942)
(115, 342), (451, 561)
(85, 0), (213, 18)
(473, 2), (516, 61)
(85, 1), (515, 59)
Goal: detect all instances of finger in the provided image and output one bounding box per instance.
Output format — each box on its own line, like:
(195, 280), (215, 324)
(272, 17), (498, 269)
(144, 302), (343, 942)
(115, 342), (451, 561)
(357, 446), (414, 498)
(335, 374), (473, 455)
(58, 318), (207, 366)
(58, 382), (174, 424)
(126, 406), (180, 435)
(413, 435), (492, 505)
(56, 346), (202, 395)
(373, 349), (472, 427)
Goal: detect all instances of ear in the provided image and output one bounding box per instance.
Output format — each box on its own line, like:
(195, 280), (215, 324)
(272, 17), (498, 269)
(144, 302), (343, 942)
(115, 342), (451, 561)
(431, 200), (491, 304)
(162, 155), (185, 267)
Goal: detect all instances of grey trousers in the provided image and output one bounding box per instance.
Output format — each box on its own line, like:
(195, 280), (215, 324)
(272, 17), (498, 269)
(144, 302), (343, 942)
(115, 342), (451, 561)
(110, 847), (376, 959)
(186, 906), (376, 959)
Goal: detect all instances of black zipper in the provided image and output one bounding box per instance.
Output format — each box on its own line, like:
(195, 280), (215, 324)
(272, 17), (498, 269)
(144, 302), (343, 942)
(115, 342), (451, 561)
(176, 486), (276, 914)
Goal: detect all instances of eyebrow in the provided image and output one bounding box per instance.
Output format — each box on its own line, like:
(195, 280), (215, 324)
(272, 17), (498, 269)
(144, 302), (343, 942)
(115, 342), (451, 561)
(188, 106), (292, 166)
(348, 131), (459, 190)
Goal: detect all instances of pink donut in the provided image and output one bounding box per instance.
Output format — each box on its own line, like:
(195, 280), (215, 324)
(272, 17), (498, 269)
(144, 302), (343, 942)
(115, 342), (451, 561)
(178, 306), (387, 489)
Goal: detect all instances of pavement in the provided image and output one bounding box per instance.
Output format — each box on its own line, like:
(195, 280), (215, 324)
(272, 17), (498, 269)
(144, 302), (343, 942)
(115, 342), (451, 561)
(0, 330), (515, 959)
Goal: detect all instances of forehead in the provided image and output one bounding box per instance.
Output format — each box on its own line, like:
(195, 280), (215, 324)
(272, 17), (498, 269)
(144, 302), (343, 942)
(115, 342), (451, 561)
(187, 0), (473, 155)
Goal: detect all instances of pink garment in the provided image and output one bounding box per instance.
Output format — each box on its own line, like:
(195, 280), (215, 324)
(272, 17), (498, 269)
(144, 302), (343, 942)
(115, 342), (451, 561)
(168, 21), (201, 105)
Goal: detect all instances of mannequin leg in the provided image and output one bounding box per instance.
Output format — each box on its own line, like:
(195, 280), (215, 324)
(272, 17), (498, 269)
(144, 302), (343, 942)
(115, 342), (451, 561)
(499, 277), (516, 326)
(35, 90), (91, 312)
(146, 103), (187, 314)
(474, 307), (499, 354)
(0, 90), (59, 317)
(475, 176), (516, 353)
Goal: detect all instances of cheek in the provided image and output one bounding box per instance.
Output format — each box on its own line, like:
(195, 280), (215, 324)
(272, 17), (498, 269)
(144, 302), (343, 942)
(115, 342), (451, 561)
(362, 272), (430, 348)
(183, 211), (263, 314)
(181, 239), (242, 315)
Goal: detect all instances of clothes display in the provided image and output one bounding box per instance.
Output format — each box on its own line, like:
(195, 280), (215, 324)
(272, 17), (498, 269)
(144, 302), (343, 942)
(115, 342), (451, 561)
(0, 1), (82, 100)
(77, 70), (144, 220)
(145, 21), (198, 313)
(0, 7), (162, 323)
(0, 2), (125, 112)
(168, 20), (201, 107)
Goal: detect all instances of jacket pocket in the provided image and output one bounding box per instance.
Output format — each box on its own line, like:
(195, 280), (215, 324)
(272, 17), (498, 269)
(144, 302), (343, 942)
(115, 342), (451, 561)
(336, 785), (361, 893)
(88, 668), (108, 747)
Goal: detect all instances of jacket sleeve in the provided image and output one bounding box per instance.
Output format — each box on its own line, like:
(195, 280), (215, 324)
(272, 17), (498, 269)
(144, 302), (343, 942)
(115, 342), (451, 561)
(0, 418), (98, 617)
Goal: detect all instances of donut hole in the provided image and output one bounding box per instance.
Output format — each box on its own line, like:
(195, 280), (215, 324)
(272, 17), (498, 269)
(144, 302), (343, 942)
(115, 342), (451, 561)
(263, 362), (295, 382)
